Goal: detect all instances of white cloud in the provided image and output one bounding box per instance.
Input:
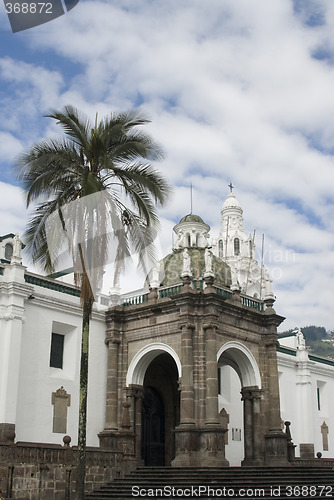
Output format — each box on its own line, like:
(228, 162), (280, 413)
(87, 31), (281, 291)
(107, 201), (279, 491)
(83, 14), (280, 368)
(0, 182), (27, 235)
(0, 0), (334, 329)
(0, 132), (23, 161)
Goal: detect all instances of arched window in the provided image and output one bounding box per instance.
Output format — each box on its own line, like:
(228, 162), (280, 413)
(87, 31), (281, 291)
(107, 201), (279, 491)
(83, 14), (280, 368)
(187, 234), (191, 247)
(234, 238), (240, 256)
(218, 240), (223, 257)
(5, 243), (13, 261)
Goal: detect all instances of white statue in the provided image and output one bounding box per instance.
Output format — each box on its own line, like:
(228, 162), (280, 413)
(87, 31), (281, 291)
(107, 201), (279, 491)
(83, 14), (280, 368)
(174, 229), (183, 249)
(296, 328), (306, 348)
(230, 263), (241, 292)
(205, 247), (213, 273)
(182, 248), (191, 274)
(12, 233), (23, 264)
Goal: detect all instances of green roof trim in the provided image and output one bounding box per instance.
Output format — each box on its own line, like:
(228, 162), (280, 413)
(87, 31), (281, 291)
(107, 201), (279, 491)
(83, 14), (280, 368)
(278, 331), (295, 339)
(277, 345), (334, 366)
(277, 346), (297, 357)
(309, 354), (334, 367)
(24, 273), (81, 297)
(0, 233), (15, 242)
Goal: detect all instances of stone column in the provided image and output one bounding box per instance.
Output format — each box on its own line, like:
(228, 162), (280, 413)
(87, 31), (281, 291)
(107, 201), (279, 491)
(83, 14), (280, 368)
(241, 387), (263, 466)
(252, 388), (263, 463)
(264, 338), (289, 465)
(266, 339), (283, 432)
(179, 323), (195, 425)
(126, 385), (144, 462)
(204, 323), (220, 425)
(241, 388), (254, 464)
(104, 334), (120, 430)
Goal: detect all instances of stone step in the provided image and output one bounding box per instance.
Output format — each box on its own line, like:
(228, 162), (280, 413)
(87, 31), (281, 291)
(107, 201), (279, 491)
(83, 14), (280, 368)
(86, 466), (334, 500)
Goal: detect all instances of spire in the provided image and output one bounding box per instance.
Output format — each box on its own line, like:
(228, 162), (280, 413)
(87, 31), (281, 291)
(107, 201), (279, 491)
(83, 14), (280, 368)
(221, 189), (244, 233)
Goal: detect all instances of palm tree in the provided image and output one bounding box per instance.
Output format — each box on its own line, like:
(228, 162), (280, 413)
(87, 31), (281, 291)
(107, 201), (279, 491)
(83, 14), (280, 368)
(17, 105), (170, 499)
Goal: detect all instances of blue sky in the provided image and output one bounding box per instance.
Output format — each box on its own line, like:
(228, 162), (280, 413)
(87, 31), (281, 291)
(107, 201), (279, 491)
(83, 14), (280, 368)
(0, 0), (334, 330)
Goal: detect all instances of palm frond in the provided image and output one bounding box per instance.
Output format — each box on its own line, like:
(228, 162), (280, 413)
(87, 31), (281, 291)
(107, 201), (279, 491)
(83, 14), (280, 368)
(17, 105), (171, 300)
(46, 105), (92, 151)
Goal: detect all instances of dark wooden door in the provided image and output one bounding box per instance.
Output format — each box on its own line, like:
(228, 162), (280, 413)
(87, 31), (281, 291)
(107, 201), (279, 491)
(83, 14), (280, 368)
(141, 387), (165, 466)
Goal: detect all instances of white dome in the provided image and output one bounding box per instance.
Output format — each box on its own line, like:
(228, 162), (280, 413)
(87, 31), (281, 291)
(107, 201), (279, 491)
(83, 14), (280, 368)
(221, 193), (242, 212)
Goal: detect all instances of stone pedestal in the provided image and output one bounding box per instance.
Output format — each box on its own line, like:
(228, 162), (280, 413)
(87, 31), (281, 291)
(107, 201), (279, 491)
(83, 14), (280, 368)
(98, 429), (136, 461)
(98, 430), (119, 450)
(299, 443), (315, 458)
(265, 431), (290, 466)
(172, 426), (229, 467)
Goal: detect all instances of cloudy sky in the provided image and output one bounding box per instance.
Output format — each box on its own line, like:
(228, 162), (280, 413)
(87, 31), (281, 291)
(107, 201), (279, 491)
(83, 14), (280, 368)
(0, 0), (333, 331)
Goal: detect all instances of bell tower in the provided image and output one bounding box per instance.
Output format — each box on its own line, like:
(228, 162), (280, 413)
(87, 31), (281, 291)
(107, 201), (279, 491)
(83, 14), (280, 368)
(213, 189), (274, 301)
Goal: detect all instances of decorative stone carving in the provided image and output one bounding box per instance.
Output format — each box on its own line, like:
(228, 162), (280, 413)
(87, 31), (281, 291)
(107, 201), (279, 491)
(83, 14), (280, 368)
(51, 386), (71, 434)
(321, 421), (329, 451)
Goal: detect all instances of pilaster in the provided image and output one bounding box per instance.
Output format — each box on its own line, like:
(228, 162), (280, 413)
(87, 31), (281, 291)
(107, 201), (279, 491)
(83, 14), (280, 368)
(179, 322), (195, 425)
(203, 322), (220, 425)
(0, 263), (32, 440)
(104, 333), (120, 431)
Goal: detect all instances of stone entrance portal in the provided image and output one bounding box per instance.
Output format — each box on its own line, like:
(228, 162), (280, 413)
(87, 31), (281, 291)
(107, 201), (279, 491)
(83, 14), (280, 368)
(141, 353), (180, 466)
(99, 193), (289, 468)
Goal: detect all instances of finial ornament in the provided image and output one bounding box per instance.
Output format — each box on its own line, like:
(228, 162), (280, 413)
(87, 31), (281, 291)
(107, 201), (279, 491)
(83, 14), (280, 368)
(228, 182), (234, 193)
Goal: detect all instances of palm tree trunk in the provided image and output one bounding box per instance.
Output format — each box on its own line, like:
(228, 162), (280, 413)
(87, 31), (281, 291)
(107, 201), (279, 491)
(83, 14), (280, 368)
(76, 297), (93, 500)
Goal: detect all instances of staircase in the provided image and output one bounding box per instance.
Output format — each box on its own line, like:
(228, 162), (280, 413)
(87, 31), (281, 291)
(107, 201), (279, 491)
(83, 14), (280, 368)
(86, 465), (334, 499)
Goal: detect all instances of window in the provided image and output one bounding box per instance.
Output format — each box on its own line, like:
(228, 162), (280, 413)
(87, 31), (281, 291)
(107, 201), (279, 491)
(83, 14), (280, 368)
(4, 243), (13, 261)
(100, 296), (109, 306)
(50, 333), (64, 369)
(317, 381), (327, 414)
(234, 238), (240, 255)
(219, 240), (223, 257)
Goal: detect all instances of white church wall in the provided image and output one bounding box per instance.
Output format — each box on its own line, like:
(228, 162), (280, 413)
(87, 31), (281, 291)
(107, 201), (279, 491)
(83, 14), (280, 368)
(277, 346), (334, 458)
(14, 284), (107, 447)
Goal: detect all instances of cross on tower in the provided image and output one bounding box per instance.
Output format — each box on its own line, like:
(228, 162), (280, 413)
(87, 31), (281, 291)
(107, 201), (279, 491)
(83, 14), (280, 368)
(228, 182), (234, 193)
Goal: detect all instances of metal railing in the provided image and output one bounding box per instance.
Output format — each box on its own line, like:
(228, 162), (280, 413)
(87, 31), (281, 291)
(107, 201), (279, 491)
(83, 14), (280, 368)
(121, 279), (265, 312)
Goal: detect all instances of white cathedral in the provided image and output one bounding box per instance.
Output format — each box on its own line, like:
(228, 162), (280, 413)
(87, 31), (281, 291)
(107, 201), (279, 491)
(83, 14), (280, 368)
(0, 189), (333, 468)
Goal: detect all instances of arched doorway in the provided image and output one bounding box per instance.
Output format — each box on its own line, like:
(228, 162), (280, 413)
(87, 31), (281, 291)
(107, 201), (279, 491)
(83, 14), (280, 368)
(142, 353), (180, 465)
(126, 345), (181, 466)
(141, 386), (165, 466)
(217, 342), (263, 466)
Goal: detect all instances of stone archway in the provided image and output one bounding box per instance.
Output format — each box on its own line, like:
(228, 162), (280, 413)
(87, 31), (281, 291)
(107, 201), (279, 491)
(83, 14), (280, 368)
(127, 344), (181, 466)
(126, 343), (182, 386)
(217, 342), (263, 466)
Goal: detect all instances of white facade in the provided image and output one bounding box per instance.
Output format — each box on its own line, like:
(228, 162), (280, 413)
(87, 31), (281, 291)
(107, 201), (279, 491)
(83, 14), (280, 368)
(0, 234), (108, 447)
(1, 194), (333, 464)
(278, 329), (334, 459)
